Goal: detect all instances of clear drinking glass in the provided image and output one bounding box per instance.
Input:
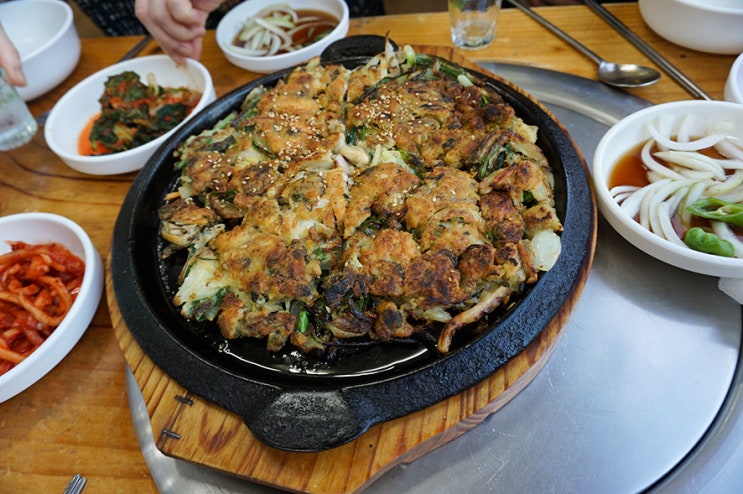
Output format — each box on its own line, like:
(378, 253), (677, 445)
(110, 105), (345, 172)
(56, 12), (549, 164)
(0, 69), (38, 151)
(448, 0), (503, 50)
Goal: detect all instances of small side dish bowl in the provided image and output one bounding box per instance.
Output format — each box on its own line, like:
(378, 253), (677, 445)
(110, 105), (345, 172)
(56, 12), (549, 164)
(724, 52), (743, 105)
(44, 55), (215, 176)
(0, 0), (81, 101)
(638, 0), (743, 55)
(0, 212), (103, 403)
(593, 100), (743, 285)
(216, 0), (350, 73)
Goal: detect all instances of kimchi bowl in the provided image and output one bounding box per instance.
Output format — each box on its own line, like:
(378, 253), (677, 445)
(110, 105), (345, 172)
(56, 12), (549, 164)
(44, 55), (215, 175)
(0, 212), (103, 403)
(592, 100), (743, 300)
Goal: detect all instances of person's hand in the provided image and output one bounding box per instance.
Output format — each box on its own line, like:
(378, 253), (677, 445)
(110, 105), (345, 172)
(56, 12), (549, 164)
(0, 24), (26, 86)
(135, 0), (224, 64)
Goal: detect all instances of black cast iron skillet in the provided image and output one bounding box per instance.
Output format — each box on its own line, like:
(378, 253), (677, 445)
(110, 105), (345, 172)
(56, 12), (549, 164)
(111, 36), (596, 452)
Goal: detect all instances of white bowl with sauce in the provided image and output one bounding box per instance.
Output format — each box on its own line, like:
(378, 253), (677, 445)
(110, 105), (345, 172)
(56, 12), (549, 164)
(44, 55), (215, 176)
(216, 0), (350, 73)
(0, 212), (103, 403)
(592, 100), (743, 302)
(0, 0), (81, 101)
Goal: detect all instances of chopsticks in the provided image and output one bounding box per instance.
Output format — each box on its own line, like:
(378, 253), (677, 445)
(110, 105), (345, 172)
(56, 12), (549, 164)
(118, 34), (153, 63)
(581, 0), (712, 100)
(62, 474), (87, 494)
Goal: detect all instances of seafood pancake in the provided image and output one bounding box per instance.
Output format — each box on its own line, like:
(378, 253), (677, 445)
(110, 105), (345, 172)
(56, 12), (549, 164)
(159, 45), (563, 355)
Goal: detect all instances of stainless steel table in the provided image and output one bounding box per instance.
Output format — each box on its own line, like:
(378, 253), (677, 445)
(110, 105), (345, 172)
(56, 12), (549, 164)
(126, 64), (743, 493)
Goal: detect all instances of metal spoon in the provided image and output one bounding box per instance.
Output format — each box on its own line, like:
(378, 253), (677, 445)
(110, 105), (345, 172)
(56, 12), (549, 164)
(581, 0), (711, 99)
(506, 0), (661, 88)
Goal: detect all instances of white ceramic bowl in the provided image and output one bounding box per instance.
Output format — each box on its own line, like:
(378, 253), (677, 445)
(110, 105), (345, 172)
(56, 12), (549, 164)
(216, 0), (350, 73)
(44, 55), (216, 175)
(0, 0), (81, 101)
(0, 212), (103, 403)
(724, 52), (743, 105)
(638, 0), (743, 55)
(593, 101), (743, 291)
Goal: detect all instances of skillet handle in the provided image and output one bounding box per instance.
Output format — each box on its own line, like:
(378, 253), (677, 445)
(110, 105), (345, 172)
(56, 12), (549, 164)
(242, 390), (369, 452)
(320, 34), (398, 64)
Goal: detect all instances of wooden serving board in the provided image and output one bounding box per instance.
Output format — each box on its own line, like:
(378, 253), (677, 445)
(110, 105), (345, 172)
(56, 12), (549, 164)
(109, 46), (595, 494)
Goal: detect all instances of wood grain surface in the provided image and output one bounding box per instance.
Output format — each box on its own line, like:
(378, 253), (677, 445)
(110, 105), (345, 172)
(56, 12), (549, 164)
(0, 5), (736, 494)
(109, 44), (595, 494)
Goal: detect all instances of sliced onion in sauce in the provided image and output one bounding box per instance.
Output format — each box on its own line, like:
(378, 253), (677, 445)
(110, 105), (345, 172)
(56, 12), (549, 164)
(648, 125), (727, 152)
(229, 5), (337, 57)
(640, 139), (684, 179)
(712, 221), (743, 258)
(611, 114), (743, 257)
(653, 150), (727, 180)
(679, 180), (707, 226)
(716, 137), (743, 161)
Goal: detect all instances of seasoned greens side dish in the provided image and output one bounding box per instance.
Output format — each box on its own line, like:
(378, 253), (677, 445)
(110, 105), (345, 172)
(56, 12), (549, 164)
(158, 45), (563, 355)
(87, 71), (202, 155)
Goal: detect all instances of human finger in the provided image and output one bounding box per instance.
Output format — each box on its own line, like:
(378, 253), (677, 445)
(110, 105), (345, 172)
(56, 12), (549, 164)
(135, 0), (206, 61)
(0, 24), (26, 86)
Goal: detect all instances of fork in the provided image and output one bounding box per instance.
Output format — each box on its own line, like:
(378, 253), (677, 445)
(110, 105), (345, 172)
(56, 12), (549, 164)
(62, 474), (87, 494)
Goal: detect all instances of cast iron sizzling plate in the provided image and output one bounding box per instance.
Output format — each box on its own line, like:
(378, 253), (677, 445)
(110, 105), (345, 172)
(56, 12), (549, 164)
(111, 36), (595, 452)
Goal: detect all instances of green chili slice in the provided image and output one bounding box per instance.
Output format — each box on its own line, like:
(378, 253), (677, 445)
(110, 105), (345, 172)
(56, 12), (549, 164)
(686, 198), (743, 227)
(684, 227), (735, 257)
(297, 310), (310, 334)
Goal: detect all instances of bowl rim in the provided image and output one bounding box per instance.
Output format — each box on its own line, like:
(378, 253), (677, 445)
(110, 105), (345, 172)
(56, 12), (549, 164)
(2, 0), (75, 63)
(44, 54), (214, 166)
(640, 0), (743, 14)
(0, 212), (104, 403)
(593, 100), (743, 277)
(215, 0), (350, 63)
(726, 52), (743, 104)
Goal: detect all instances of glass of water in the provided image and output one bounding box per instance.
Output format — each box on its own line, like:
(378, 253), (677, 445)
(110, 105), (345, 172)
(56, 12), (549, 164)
(448, 0), (502, 50)
(0, 69), (38, 151)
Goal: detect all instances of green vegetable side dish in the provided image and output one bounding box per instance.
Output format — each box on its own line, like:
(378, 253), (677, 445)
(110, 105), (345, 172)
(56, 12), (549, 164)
(683, 227), (735, 258)
(686, 197), (743, 228)
(86, 71), (202, 155)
